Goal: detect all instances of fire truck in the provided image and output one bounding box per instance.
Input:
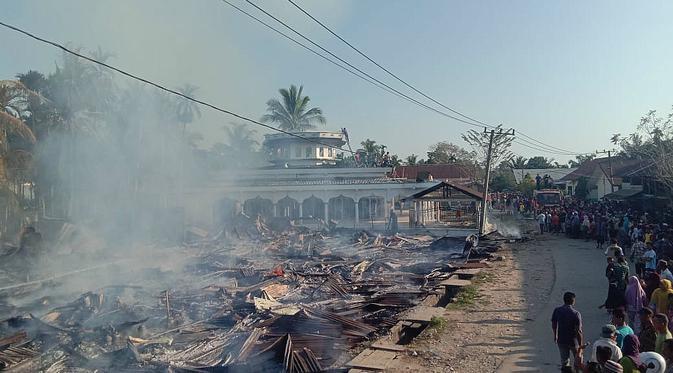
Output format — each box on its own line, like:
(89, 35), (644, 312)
(533, 189), (562, 207)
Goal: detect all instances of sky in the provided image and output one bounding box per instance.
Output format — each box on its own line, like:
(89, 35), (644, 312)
(2, 0), (672, 164)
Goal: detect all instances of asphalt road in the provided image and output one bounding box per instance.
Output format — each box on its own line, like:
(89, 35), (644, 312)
(498, 235), (614, 372)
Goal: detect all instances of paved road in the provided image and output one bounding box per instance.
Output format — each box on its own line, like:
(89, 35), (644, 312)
(498, 235), (615, 372)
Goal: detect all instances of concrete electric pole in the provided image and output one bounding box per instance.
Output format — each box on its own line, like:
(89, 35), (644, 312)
(596, 149), (615, 193)
(479, 127), (515, 236)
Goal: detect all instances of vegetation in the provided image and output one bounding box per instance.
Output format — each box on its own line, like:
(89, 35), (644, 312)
(446, 272), (494, 310)
(612, 107), (673, 196)
(261, 85), (326, 132)
(428, 316), (448, 331)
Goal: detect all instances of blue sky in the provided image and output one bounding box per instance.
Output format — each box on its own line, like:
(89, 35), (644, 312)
(2, 0), (672, 163)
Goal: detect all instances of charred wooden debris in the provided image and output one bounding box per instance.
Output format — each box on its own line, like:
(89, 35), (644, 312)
(0, 222), (508, 372)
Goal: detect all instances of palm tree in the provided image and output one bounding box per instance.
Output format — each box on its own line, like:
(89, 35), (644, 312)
(220, 123), (259, 168)
(261, 85), (326, 132)
(405, 154), (418, 165)
(507, 156), (528, 169)
(175, 83), (202, 135)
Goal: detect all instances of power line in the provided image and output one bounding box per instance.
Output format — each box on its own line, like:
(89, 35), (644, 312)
(240, 0), (487, 130)
(220, 0), (423, 110)
(286, 0), (491, 129)
(285, 0), (584, 156)
(0, 20), (354, 155)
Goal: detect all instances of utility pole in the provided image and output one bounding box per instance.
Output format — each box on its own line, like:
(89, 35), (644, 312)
(596, 149), (615, 193)
(479, 127), (515, 236)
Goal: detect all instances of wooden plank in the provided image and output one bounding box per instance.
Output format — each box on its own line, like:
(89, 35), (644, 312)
(400, 305), (445, 323)
(460, 262), (491, 269)
(452, 268), (482, 279)
(347, 348), (398, 371)
(439, 278), (472, 287)
(370, 343), (407, 352)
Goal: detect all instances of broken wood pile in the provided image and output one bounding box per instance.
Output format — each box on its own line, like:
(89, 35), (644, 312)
(0, 224), (502, 372)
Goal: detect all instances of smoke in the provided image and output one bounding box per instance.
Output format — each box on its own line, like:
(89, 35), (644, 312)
(484, 212), (522, 238)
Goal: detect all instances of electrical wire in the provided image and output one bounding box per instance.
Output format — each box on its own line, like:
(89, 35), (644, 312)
(285, 0), (584, 156)
(220, 0), (425, 111)
(240, 0), (487, 130)
(0, 20), (355, 155)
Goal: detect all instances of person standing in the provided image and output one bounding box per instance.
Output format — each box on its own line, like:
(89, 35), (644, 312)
(651, 280), (673, 314)
(605, 239), (625, 259)
(552, 292), (584, 370)
(612, 309), (634, 349)
(639, 308), (657, 352)
(589, 324), (623, 362)
(631, 238), (647, 278)
(625, 276), (646, 331)
(654, 313), (673, 354)
(613, 257), (630, 292)
(618, 334), (643, 373)
(644, 243), (658, 272)
(537, 211), (547, 235)
(658, 260), (673, 282)
(662, 339), (673, 373)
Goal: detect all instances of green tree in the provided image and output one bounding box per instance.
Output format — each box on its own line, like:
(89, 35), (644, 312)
(575, 176), (590, 200)
(216, 122), (260, 169)
(462, 125), (514, 182)
(261, 85), (326, 132)
(507, 156), (528, 169)
(175, 83), (202, 135)
(525, 156), (555, 169)
(405, 154), (418, 165)
(426, 141), (476, 165)
(612, 107), (673, 194)
(568, 154), (596, 168)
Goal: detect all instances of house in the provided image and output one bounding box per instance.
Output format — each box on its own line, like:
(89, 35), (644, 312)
(559, 157), (648, 200)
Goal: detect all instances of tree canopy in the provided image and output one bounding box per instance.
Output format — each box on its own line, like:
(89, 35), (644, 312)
(261, 85), (326, 132)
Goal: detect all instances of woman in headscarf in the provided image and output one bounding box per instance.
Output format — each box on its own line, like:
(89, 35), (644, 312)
(625, 276), (647, 330)
(618, 334), (643, 372)
(650, 279), (673, 314)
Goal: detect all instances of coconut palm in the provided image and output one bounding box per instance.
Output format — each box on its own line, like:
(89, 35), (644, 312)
(261, 85), (326, 132)
(175, 83), (202, 135)
(507, 156), (528, 169)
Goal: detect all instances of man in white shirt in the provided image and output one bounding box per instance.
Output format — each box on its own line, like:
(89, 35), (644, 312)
(644, 244), (658, 272)
(658, 260), (673, 282)
(604, 239), (624, 259)
(590, 324), (622, 363)
(537, 212), (546, 235)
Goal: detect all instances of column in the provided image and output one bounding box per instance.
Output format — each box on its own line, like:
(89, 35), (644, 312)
(324, 202), (329, 222)
(354, 202), (359, 226)
(273, 203), (278, 217)
(299, 202), (303, 218)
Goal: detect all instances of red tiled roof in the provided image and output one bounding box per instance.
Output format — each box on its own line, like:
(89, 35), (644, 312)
(390, 164), (475, 180)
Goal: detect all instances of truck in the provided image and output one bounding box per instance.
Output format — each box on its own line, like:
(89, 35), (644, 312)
(534, 189), (562, 207)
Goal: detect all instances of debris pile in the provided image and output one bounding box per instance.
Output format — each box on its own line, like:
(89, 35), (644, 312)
(0, 223), (499, 372)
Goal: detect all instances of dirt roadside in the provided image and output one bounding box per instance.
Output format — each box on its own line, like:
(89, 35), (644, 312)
(389, 233), (557, 372)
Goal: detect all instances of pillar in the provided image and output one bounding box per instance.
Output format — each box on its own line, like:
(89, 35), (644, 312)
(273, 203), (278, 217)
(324, 202), (329, 222)
(299, 202), (303, 218)
(354, 202), (359, 226)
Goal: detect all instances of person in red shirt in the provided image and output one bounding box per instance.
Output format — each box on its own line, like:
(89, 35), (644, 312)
(552, 213), (561, 234)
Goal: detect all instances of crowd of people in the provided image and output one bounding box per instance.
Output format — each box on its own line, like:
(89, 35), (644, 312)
(551, 199), (673, 372)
